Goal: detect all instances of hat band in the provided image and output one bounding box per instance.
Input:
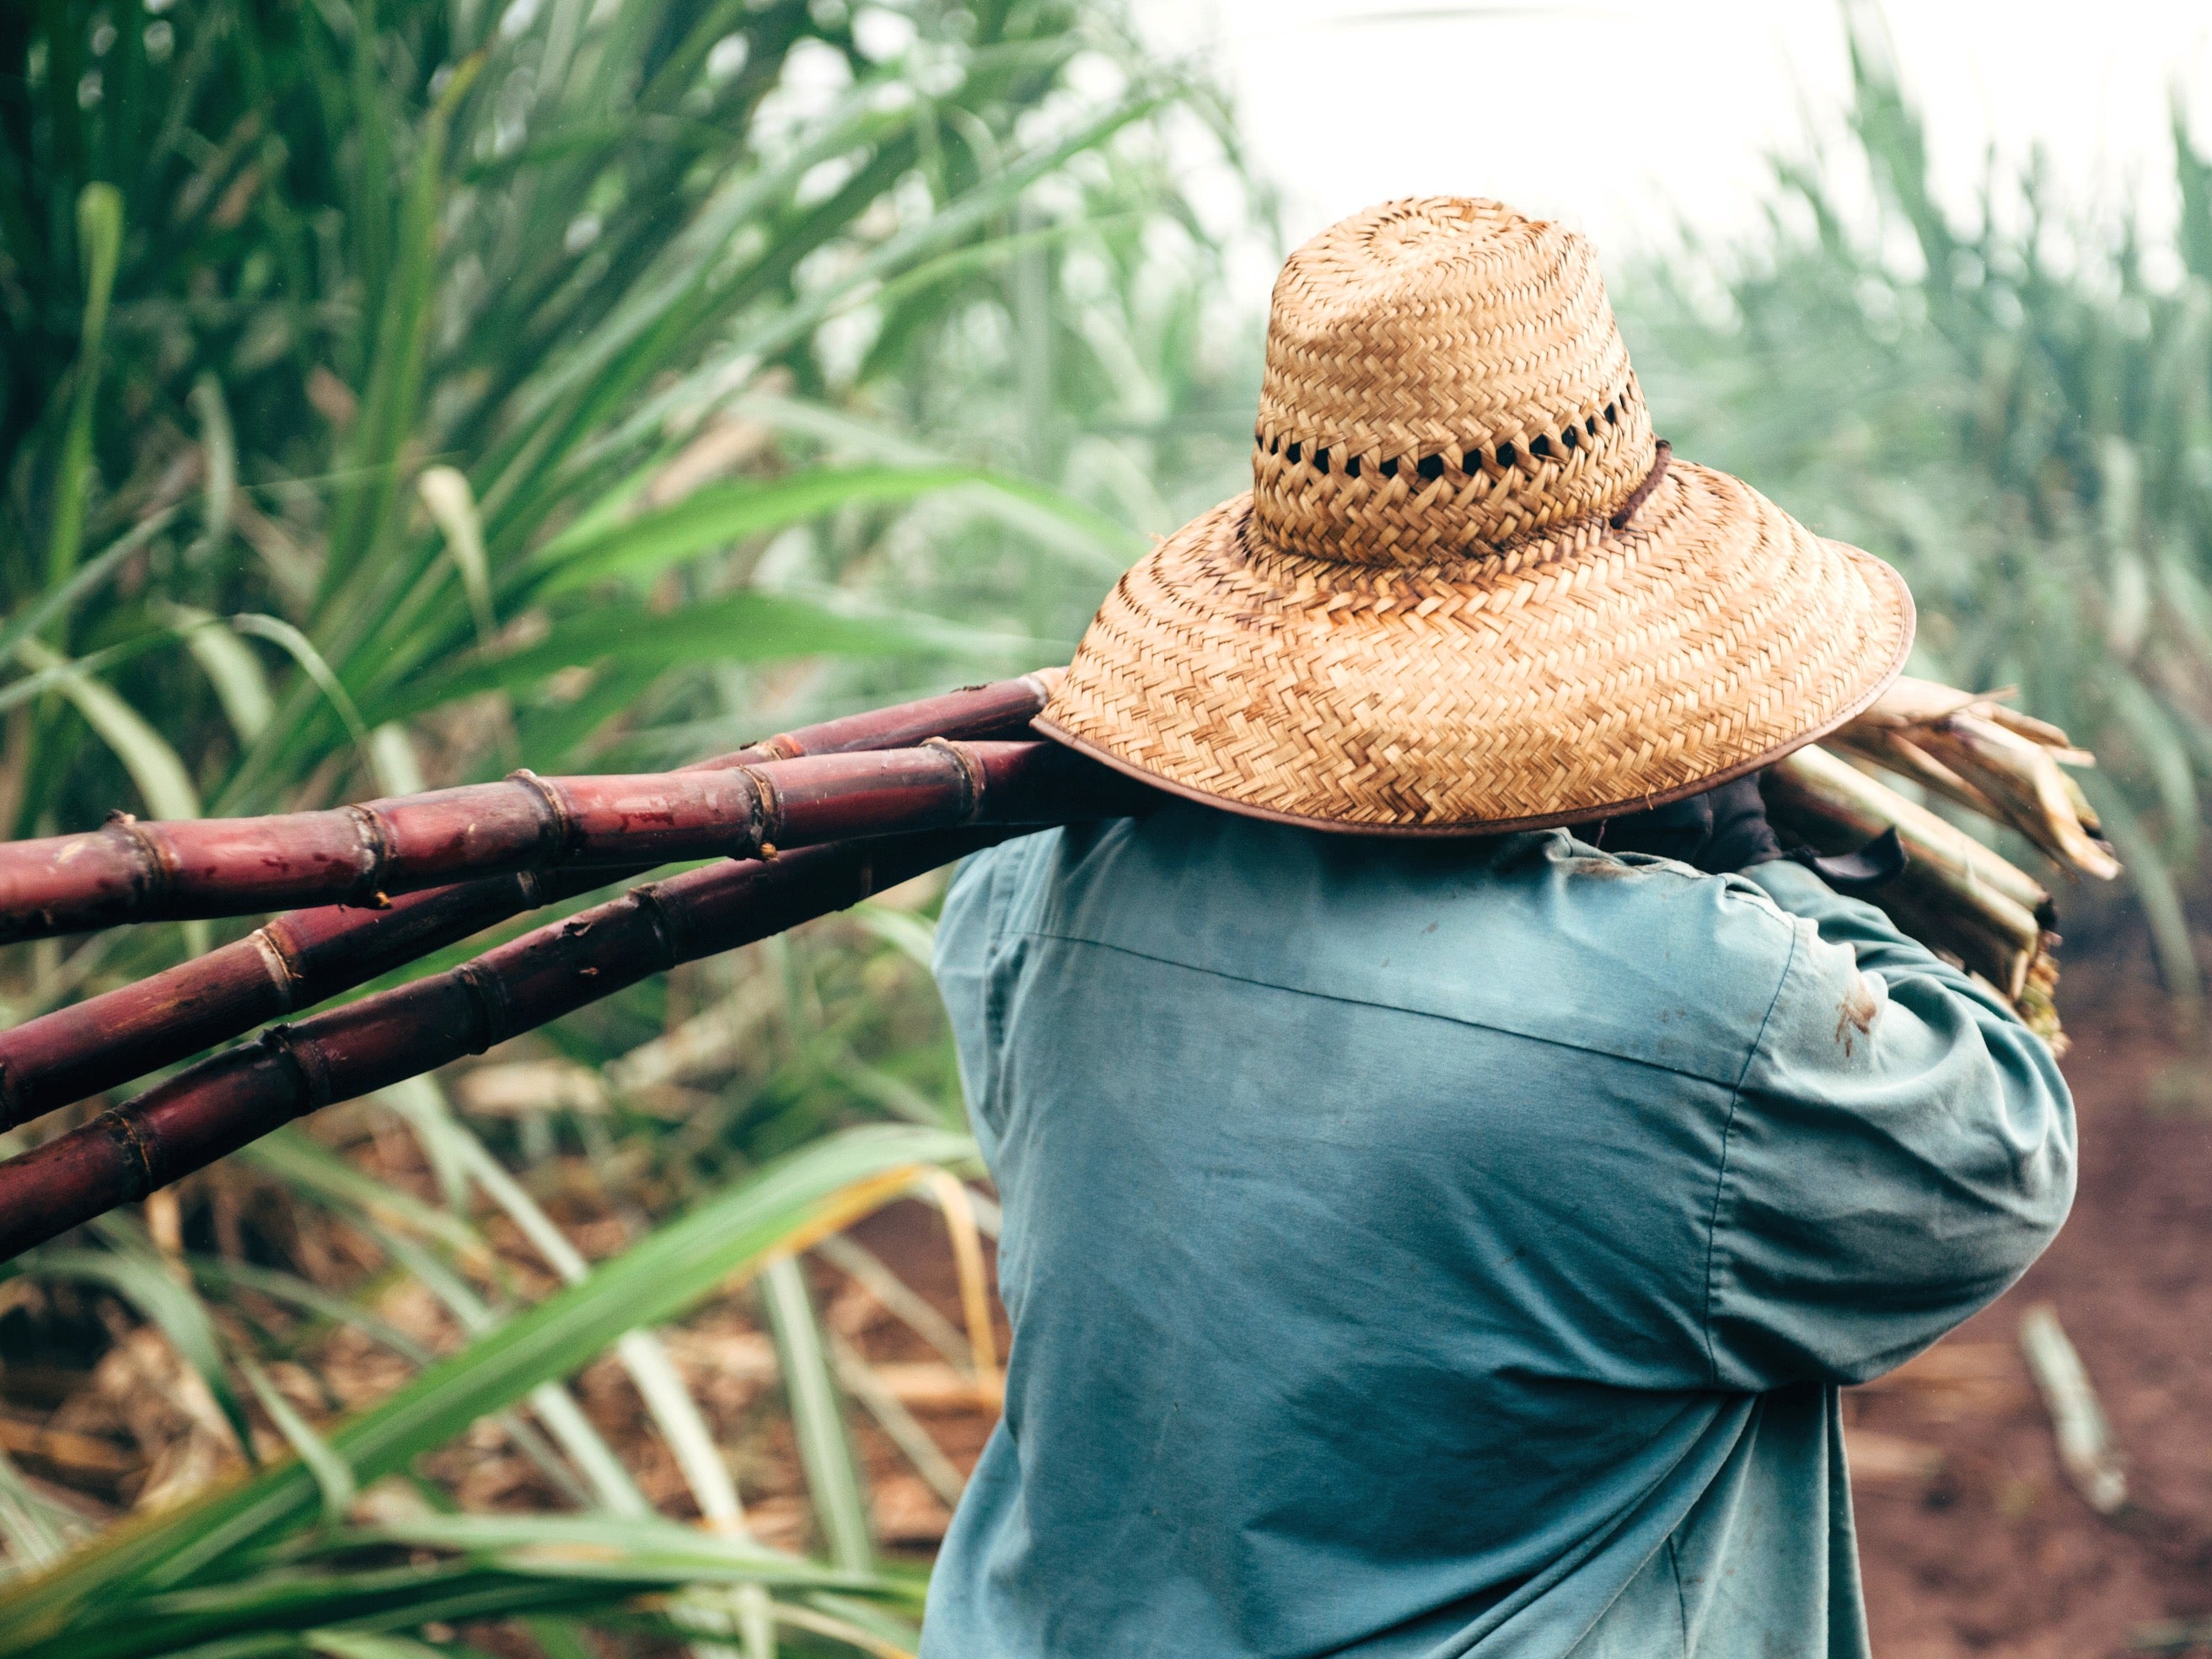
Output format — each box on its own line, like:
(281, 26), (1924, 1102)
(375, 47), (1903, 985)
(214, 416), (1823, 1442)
(1608, 440), (1672, 531)
(1253, 380), (1643, 484)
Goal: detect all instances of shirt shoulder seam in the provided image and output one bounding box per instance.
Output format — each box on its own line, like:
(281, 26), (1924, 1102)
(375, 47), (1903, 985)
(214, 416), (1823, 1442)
(1005, 926), (1764, 1087)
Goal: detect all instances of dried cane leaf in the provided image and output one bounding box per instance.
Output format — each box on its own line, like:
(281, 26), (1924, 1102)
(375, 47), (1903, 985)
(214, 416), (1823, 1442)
(914, 1172), (998, 1387)
(2018, 1302), (2127, 1514)
(18, 1248), (255, 1458)
(814, 1235), (972, 1372)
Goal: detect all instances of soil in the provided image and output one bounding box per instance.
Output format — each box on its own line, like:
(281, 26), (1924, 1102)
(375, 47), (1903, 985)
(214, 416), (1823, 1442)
(1846, 985), (2212, 1659)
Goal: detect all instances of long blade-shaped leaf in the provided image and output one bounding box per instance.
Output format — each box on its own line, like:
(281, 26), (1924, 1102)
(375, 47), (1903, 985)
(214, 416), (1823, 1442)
(164, 606), (276, 744)
(761, 1255), (872, 1573)
(0, 508), (178, 666)
(375, 588), (1034, 719)
(527, 465), (978, 593)
(379, 1080), (750, 1532)
(12, 640), (201, 821)
(235, 1359), (355, 1524)
(45, 185), (124, 596)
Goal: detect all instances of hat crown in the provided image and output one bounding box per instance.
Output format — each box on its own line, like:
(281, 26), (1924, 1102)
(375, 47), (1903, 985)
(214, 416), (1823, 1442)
(1250, 197), (1656, 567)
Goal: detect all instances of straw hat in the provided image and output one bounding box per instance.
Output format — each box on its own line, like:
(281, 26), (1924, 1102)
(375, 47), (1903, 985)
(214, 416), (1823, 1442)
(1037, 197), (1914, 834)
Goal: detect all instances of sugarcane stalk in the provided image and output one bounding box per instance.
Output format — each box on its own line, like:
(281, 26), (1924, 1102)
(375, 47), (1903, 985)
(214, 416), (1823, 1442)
(1829, 675), (2118, 880)
(1767, 744), (2049, 1001)
(0, 733), (1125, 943)
(0, 667), (2105, 1157)
(1828, 724), (2008, 823)
(1903, 714), (2121, 879)
(721, 670), (1059, 765)
(0, 674), (1060, 1127)
(1799, 675), (2126, 1044)
(1860, 882), (2043, 1005)
(0, 874), (541, 1132)
(0, 830), (1015, 1264)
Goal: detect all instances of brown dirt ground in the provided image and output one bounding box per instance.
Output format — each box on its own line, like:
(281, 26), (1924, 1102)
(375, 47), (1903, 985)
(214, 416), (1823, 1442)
(1848, 990), (2212, 1659)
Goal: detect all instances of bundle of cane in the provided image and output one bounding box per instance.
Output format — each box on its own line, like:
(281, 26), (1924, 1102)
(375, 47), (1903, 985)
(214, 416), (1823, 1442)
(1767, 677), (2119, 1051)
(0, 669), (2111, 1263)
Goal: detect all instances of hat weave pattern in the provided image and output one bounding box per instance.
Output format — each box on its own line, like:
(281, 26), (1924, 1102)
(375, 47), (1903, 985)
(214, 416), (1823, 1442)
(1040, 197), (1914, 833)
(1252, 198), (1655, 565)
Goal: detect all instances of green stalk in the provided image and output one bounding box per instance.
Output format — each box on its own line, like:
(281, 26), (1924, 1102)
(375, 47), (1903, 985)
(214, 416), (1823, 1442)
(762, 1255), (873, 1573)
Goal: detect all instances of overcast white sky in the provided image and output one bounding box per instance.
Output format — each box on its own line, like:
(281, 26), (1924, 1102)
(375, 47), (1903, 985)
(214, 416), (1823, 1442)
(1129, 0), (2212, 297)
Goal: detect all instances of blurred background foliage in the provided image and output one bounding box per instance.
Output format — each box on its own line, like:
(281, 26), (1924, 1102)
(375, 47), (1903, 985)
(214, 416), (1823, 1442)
(6, 0), (2212, 1653)
(0, 0), (1262, 840)
(1626, 22), (2212, 997)
(0, 0), (1262, 1653)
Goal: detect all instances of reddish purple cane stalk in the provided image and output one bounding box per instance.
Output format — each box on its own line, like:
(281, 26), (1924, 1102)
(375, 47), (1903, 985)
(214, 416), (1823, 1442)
(0, 830), (1019, 1264)
(0, 674), (1058, 1127)
(0, 737), (1098, 941)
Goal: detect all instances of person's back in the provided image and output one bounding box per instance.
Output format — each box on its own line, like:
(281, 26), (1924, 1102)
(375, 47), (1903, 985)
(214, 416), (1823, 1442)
(925, 808), (2070, 1658)
(918, 196), (2075, 1656)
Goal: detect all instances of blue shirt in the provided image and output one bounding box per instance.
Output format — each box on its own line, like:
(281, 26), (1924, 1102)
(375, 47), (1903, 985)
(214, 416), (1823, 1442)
(925, 804), (2073, 1659)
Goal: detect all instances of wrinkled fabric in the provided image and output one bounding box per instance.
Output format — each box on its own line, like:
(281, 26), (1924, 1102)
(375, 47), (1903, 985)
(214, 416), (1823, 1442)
(922, 805), (2074, 1659)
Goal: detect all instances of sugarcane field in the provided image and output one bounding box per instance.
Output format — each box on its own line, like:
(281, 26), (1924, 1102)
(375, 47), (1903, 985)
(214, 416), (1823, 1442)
(6, 4), (2212, 1657)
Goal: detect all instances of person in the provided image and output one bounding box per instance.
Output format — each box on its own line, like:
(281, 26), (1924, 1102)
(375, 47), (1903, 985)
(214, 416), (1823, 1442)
(923, 199), (2073, 1659)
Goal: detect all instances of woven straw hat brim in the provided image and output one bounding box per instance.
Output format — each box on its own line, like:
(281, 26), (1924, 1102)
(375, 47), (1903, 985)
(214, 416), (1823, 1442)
(1037, 459), (1914, 835)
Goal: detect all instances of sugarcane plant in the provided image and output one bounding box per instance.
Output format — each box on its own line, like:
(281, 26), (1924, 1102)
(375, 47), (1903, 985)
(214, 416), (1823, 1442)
(1773, 677), (2118, 1048)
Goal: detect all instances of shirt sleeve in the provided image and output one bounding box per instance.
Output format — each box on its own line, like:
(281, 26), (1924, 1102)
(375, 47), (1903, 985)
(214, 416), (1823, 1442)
(1702, 859), (2076, 1389)
(932, 847), (1007, 1140)
(933, 836), (1055, 1155)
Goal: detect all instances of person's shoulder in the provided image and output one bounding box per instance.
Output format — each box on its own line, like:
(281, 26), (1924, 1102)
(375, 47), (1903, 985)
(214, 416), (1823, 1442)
(1541, 835), (1805, 954)
(1008, 811), (1802, 1080)
(1447, 834), (1806, 1073)
(933, 829), (1074, 975)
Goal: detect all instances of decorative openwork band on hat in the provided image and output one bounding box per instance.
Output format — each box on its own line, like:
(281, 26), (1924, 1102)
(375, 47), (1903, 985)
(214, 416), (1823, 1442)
(1038, 196), (1914, 834)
